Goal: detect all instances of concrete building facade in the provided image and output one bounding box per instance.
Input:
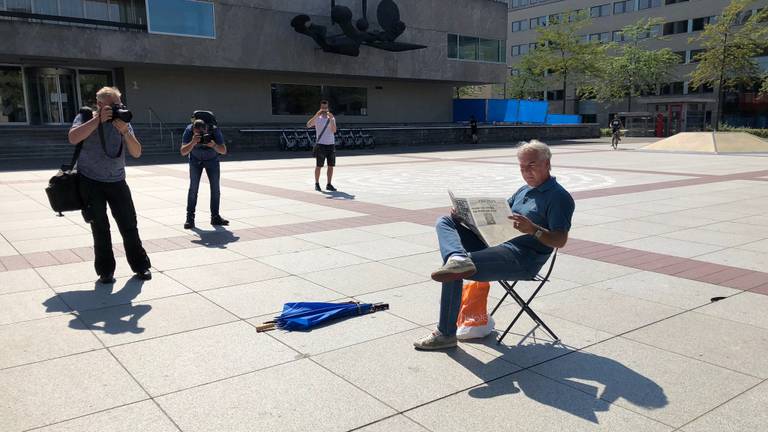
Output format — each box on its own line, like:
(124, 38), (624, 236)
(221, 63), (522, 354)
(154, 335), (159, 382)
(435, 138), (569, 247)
(506, 0), (768, 132)
(0, 0), (508, 127)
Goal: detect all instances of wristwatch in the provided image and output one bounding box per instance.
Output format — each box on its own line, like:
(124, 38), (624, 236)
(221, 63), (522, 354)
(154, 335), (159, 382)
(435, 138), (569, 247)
(533, 228), (544, 240)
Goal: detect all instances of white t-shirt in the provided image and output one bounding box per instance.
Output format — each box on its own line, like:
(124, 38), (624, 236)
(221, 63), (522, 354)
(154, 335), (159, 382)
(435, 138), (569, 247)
(315, 115), (335, 145)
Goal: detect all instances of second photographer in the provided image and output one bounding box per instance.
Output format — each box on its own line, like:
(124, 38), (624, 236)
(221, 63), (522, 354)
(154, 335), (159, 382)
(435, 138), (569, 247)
(180, 111), (228, 229)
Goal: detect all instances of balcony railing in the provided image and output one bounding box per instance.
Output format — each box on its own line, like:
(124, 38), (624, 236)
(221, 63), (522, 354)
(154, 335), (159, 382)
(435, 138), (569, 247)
(0, 10), (146, 31)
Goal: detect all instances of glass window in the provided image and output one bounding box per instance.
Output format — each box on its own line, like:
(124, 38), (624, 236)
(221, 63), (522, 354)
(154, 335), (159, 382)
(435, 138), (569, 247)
(34, 0), (59, 14)
(60, 0), (84, 18)
(84, 0), (108, 20)
(78, 70), (113, 109)
(325, 86), (367, 116)
(547, 90), (564, 100)
(673, 51), (687, 63)
(692, 16), (716, 32)
(511, 20), (528, 32)
(613, 1), (633, 14)
(638, 0), (661, 10)
(479, 38), (500, 62)
(459, 35), (478, 60)
(146, 0), (215, 38)
(0, 66), (28, 124)
(270, 84), (367, 116)
(663, 20), (688, 35)
(689, 49), (705, 63)
(529, 16), (546, 29)
(590, 4), (611, 17)
(447, 34), (458, 59)
(6, 0), (32, 12)
(271, 84), (322, 116)
(612, 30), (624, 42)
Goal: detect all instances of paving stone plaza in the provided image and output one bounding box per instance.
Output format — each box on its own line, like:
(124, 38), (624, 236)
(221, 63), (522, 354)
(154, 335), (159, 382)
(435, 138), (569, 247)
(2, 138), (768, 431)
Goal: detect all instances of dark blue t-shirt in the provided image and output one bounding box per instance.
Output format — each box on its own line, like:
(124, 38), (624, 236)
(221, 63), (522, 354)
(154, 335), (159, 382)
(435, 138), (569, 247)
(506, 176), (575, 267)
(182, 124), (224, 161)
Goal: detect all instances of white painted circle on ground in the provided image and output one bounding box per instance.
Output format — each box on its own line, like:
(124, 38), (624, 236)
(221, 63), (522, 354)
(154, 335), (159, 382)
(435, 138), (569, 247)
(334, 165), (615, 196)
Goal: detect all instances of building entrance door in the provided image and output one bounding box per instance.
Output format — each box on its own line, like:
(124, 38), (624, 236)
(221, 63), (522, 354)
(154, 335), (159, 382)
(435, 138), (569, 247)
(28, 68), (77, 125)
(668, 104), (683, 135)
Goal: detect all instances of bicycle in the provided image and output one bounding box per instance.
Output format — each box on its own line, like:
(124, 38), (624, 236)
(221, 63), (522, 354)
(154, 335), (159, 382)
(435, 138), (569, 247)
(611, 129), (621, 150)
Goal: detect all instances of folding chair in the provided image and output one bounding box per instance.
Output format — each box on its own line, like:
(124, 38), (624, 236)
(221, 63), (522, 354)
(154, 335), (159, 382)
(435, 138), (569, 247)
(489, 250), (559, 345)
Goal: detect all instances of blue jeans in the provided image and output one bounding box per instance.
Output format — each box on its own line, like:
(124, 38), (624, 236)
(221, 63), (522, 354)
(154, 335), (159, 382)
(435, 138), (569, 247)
(435, 216), (539, 336)
(186, 157), (221, 220)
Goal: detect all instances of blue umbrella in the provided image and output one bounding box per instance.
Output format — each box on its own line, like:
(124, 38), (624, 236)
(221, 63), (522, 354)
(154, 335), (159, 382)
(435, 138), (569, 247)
(256, 301), (389, 332)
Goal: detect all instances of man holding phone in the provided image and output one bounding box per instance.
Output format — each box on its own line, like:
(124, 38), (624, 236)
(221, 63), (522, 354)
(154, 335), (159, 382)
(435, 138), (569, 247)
(306, 100), (338, 192)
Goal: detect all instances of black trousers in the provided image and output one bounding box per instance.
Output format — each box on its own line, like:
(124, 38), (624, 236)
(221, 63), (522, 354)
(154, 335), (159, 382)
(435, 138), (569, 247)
(79, 176), (151, 277)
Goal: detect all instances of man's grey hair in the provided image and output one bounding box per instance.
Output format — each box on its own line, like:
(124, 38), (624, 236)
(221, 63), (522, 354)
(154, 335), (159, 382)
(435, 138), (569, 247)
(517, 140), (552, 161)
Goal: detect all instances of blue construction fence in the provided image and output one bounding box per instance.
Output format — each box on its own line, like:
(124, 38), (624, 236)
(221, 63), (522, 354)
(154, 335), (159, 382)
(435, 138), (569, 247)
(453, 99), (581, 125)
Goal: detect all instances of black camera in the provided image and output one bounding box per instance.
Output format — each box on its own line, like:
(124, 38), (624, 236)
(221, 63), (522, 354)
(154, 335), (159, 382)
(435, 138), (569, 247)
(109, 104), (133, 123)
(192, 110), (218, 146)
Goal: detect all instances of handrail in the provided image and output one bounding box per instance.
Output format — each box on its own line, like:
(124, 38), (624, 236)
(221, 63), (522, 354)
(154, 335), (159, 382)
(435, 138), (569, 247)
(147, 107), (176, 151)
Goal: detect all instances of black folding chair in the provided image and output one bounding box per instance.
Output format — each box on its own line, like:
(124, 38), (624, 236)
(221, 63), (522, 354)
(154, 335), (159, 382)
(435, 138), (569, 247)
(489, 250), (559, 345)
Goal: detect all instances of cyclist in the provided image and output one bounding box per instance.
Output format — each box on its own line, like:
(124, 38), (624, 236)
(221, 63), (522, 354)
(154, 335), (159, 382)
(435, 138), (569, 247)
(609, 115), (623, 150)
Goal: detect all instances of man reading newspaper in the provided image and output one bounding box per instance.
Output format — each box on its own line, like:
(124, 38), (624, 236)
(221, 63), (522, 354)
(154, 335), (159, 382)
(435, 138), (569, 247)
(414, 140), (575, 350)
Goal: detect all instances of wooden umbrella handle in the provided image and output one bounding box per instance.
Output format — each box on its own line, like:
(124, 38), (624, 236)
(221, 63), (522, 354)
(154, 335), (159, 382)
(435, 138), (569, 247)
(255, 322), (276, 332)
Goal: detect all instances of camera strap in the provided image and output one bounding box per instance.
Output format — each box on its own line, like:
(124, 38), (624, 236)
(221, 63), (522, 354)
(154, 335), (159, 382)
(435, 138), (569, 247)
(316, 117), (331, 143)
(98, 121), (124, 159)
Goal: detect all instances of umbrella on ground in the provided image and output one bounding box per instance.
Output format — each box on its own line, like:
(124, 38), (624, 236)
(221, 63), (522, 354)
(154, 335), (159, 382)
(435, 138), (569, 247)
(255, 301), (389, 332)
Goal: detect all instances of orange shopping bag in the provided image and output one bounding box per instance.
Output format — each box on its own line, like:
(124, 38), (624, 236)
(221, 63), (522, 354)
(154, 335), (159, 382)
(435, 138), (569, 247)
(456, 281), (495, 340)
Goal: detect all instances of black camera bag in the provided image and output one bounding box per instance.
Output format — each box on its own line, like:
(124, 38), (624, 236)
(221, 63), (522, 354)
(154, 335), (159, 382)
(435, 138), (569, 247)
(45, 108), (91, 215)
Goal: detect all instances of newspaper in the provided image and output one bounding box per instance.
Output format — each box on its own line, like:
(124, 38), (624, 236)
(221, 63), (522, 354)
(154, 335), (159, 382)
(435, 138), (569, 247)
(449, 190), (524, 247)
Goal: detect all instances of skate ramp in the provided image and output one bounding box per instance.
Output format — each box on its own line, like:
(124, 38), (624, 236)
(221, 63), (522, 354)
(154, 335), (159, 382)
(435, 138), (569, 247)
(641, 132), (768, 153)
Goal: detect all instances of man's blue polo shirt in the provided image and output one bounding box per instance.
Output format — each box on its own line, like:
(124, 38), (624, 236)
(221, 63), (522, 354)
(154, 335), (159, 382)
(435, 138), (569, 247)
(506, 176), (575, 267)
(182, 124), (225, 161)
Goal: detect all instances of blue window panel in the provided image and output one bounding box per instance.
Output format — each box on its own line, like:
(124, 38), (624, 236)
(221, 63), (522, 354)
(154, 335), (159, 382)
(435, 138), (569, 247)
(146, 0), (215, 38)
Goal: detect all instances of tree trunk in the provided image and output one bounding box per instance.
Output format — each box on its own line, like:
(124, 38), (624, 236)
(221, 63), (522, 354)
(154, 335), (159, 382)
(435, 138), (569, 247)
(562, 71), (568, 114)
(627, 93), (632, 112)
(714, 32), (729, 131)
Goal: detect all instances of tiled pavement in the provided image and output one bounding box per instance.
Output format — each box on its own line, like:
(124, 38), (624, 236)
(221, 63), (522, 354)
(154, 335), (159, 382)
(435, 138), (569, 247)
(2, 138), (768, 431)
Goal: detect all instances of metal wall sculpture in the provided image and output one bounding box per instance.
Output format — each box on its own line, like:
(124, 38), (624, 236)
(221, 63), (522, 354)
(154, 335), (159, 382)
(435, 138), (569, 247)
(290, 0), (426, 57)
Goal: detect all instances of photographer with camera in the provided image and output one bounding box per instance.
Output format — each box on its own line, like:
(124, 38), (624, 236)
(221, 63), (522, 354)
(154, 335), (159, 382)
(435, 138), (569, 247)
(180, 112), (228, 229)
(306, 100), (337, 192)
(67, 86), (152, 283)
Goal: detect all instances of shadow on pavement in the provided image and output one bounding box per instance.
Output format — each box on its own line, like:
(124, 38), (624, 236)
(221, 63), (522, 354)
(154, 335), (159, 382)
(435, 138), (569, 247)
(454, 338), (667, 424)
(190, 226), (240, 249)
(322, 190), (356, 200)
(43, 276), (151, 334)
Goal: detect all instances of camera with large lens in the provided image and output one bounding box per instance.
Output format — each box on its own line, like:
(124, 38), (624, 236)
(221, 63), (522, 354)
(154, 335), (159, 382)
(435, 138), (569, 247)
(109, 104), (133, 123)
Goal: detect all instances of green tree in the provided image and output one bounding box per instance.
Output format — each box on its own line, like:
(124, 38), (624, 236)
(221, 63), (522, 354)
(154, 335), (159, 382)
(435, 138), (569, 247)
(589, 18), (681, 112)
(529, 10), (608, 114)
(689, 0), (768, 130)
(506, 52), (546, 99)
(455, 85), (485, 99)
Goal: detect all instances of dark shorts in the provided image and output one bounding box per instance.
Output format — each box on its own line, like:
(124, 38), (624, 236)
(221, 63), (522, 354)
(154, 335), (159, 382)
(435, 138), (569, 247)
(314, 144), (336, 167)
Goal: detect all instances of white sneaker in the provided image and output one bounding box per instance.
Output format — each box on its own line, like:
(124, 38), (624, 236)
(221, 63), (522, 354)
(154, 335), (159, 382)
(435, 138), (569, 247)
(431, 256), (477, 282)
(413, 331), (458, 350)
